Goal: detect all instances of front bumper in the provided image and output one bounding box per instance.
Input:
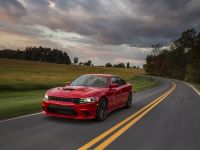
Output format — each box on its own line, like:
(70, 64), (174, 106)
(42, 100), (98, 119)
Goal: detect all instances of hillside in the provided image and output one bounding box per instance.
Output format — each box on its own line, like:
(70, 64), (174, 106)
(0, 58), (144, 90)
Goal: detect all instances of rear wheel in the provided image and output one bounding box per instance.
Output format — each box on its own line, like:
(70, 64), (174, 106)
(96, 98), (107, 122)
(126, 93), (132, 108)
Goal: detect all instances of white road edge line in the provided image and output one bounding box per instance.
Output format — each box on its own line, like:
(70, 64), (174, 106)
(148, 76), (200, 96)
(0, 112), (42, 123)
(184, 82), (200, 96)
(173, 79), (200, 96)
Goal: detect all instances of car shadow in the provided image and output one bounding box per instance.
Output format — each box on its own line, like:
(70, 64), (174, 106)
(43, 116), (96, 125)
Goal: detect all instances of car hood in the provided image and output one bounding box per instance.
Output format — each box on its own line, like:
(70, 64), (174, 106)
(47, 86), (105, 98)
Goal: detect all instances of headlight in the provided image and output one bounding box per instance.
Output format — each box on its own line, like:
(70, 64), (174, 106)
(44, 94), (49, 101)
(79, 97), (96, 104)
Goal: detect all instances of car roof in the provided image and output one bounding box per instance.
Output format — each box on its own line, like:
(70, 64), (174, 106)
(85, 74), (115, 77)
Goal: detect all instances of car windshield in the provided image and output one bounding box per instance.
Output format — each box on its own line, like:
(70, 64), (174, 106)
(71, 75), (108, 88)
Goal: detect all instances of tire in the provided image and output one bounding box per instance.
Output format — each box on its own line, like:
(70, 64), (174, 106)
(96, 98), (108, 122)
(125, 93), (132, 108)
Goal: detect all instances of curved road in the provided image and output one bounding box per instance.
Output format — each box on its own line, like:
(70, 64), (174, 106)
(0, 77), (200, 150)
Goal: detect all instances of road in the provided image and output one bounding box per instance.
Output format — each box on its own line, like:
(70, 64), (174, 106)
(0, 78), (200, 150)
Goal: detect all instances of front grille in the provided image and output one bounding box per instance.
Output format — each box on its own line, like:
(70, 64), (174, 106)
(48, 96), (80, 104)
(47, 104), (76, 116)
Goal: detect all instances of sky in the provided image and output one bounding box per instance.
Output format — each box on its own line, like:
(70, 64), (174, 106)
(0, 0), (200, 67)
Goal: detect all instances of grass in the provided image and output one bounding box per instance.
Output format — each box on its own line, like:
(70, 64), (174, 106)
(129, 75), (160, 92)
(0, 58), (160, 120)
(0, 58), (144, 90)
(0, 90), (45, 120)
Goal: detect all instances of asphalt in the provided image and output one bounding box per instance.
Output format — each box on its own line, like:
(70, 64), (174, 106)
(0, 78), (199, 150)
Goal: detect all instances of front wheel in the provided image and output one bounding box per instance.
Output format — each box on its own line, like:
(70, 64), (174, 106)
(125, 93), (132, 108)
(96, 98), (107, 122)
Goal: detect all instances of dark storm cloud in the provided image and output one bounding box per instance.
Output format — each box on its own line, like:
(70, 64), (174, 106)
(1, 0), (200, 47)
(56, 0), (102, 13)
(84, 0), (200, 46)
(31, 0), (199, 47)
(0, 0), (27, 20)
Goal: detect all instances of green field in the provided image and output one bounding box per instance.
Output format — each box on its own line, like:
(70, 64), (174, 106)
(129, 75), (160, 92)
(0, 58), (160, 120)
(0, 58), (144, 90)
(0, 90), (45, 120)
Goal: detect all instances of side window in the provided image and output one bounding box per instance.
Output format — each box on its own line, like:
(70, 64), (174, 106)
(116, 77), (126, 86)
(111, 77), (126, 86)
(111, 77), (118, 85)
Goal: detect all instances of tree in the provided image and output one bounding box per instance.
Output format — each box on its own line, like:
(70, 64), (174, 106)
(151, 44), (162, 56)
(127, 62), (130, 68)
(133, 66), (137, 68)
(114, 63), (125, 68)
(105, 63), (112, 67)
(87, 60), (92, 66)
(84, 60), (92, 66)
(0, 46), (71, 65)
(73, 57), (79, 64)
(144, 28), (200, 83)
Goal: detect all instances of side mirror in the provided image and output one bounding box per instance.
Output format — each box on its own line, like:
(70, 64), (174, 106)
(110, 83), (119, 88)
(66, 81), (71, 85)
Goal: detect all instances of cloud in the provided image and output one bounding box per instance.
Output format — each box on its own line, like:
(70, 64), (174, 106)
(1, 0), (200, 46)
(0, 0), (200, 66)
(0, 0), (27, 21)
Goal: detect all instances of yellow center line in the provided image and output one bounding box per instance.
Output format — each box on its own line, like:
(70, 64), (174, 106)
(94, 82), (176, 150)
(78, 81), (176, 150)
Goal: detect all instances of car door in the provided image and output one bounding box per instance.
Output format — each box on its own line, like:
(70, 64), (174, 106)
(110, 77), (124, 108)
(116, 77), (129, 106)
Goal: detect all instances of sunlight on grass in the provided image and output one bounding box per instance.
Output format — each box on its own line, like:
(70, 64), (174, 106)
(0, 58), (144, 90)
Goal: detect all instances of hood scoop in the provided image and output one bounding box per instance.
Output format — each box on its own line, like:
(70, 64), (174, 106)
(62, 87), (75, 91)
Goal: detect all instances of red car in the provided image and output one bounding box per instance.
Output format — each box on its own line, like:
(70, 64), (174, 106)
(42, 74), (132, 121)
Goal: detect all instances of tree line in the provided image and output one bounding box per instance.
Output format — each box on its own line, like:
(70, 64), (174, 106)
(144, 28), (200, 83)
(0, 46), (71, 64)
(105, 62), (139, 68)
(0, 46), (138, 68)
